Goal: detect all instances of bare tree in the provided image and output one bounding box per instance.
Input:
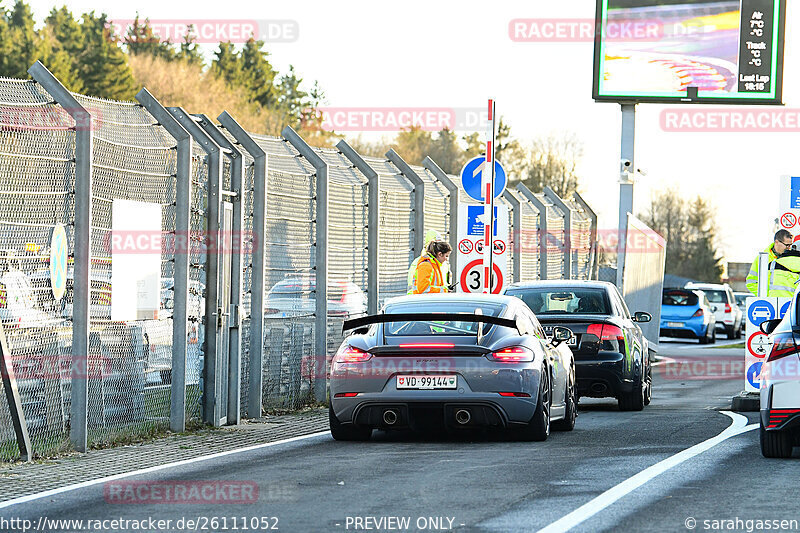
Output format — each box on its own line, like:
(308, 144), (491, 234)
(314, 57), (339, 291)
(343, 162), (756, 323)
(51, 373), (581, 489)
(516, 132), (583, 197)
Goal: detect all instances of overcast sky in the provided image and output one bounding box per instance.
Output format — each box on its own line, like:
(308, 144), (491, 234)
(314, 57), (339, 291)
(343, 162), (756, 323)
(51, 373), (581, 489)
(26, 0), (800, 264)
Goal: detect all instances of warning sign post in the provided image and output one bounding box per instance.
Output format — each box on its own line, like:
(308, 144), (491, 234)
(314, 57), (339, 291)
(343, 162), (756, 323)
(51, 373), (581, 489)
(456, 204), (508, 294)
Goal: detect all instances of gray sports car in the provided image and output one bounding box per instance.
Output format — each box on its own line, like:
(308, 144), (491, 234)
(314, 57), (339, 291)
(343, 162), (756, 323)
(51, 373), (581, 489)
(329, 294), (576, 441)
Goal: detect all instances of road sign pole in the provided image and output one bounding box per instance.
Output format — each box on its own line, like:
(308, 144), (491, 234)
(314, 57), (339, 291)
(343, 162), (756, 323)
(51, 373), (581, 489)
(757, 252), (770, 297)
(484, 99), (496, 294)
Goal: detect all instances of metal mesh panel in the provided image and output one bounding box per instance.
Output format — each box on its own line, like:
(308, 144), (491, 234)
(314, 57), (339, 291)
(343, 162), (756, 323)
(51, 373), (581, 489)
(0, 78), (74, 460)
(316, 147), (368, 356)
(364, 156), (414, 305)
(566, 198), (592, 280)
(534, 193), (565, 280)
(513, 190), (541, 282)
(413, 165), (449, 241)
(74, 93), (178, 446)
(186, 141), (208, 421)
(251, 133), (316, 410)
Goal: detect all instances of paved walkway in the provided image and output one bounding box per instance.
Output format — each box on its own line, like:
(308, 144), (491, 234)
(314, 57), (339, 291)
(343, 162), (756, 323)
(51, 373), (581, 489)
(0, 409), (328, 504)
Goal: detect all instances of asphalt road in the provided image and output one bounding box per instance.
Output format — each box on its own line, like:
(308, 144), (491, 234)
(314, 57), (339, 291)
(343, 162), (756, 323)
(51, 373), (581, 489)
(2, 340), (798, 533)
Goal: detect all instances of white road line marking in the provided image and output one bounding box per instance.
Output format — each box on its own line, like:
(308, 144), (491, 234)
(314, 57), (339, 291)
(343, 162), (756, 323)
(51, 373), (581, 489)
(0, 430), (331, 509)
(537, 412), (756, 533)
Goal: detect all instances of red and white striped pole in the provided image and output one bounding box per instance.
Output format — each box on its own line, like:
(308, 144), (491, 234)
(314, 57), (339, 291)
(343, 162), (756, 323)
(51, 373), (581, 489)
(483, 99), (496, 294)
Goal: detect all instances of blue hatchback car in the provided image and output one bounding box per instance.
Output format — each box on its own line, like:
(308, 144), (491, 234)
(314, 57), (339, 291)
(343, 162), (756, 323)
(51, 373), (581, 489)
(660, 288), (716, 344)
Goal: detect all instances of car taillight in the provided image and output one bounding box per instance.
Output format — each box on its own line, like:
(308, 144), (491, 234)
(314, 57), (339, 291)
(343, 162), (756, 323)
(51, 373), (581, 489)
(334, 345), (372, 363)
(691, 309), (703, 318)
(586, 324), (624, 341)
(767, 408), (800, 429)
(489, 346), (534, 363)
(724, 304), (731, 313)
(497, 391), (531, 397)
(334, 392), (359, 398)
(399, 343), (455, 349)
(767, 332), (800, 362)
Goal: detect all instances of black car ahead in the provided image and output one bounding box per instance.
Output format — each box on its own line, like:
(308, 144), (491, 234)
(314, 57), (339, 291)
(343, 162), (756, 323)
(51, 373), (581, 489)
(505, 280), (652, 411)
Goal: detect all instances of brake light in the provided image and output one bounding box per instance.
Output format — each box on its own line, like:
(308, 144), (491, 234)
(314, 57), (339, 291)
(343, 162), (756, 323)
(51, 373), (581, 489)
(489, 346), (534, 363)
(724, 304), (731, 313)
(691, 309), (703, 318)
(586, 324), (624, 341)
(334, 345), (372, 363)
(767, 332), (800, 362)
(399, 343), (455, 349)
(767, 409), (800, 428)
(497, 391), (531, 397)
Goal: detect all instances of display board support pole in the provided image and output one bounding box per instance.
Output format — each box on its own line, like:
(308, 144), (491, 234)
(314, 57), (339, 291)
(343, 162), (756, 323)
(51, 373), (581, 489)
(616, 103), (636, 290)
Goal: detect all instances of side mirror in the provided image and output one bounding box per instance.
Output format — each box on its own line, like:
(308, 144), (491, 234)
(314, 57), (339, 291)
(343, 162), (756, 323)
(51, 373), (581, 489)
(551, 326), (573, 346)
(633, 311), (652, 323)
(760, 318), (782, 335)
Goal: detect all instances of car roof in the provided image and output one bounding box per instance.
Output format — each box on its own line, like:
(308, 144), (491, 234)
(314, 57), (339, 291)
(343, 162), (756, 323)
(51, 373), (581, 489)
(385, 294), (519, 308)
(506, 280), (615, 291)
(684, 282), (728, 289)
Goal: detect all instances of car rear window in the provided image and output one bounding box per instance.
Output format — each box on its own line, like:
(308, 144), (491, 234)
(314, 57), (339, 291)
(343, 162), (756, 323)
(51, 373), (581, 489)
(702, 290), (727, 303)
(506, 288), (610, 315)
(383, 302), (505, 336)
(662, 290), (698, 306)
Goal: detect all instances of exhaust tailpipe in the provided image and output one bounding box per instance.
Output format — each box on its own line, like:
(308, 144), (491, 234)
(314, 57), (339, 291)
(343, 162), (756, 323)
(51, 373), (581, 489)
(455, 409), (471, 425)
(383, 409), (398, 425)
(591, 383), (607, 394)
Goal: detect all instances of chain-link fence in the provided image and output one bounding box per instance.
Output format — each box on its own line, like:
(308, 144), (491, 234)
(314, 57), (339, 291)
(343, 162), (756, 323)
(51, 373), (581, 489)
(0, 67), (599, 462)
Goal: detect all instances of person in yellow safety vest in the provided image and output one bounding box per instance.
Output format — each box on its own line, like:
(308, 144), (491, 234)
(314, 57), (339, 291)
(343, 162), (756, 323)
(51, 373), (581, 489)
(767, 249), (800, 296)
(410, 241), (452, 294)
(746, 229), (794, 295)
(407, 230), (452, 294)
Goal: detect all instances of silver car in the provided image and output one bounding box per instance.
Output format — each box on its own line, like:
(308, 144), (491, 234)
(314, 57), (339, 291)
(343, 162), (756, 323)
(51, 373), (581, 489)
(329, 294), (576, 441)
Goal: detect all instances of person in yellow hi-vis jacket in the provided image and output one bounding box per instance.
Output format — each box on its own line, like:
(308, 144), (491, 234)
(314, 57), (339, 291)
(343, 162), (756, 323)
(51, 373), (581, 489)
(410, 241), (452, 294)
(746, 229), (793, 295)
(767, 249), (800, 296)
(407, 230), (452, 294)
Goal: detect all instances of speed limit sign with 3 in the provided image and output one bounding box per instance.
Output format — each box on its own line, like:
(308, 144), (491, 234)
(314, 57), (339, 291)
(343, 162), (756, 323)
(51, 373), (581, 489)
(455, 204), (509, 294)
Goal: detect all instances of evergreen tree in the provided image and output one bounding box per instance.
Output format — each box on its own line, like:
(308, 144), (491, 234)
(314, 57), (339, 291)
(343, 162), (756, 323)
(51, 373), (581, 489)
(239, 37), (278, 108)
(77, 12), (138, 100)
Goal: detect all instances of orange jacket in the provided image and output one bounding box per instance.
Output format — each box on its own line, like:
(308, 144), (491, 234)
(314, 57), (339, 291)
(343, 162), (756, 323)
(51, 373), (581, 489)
(413, 255), (446, 294)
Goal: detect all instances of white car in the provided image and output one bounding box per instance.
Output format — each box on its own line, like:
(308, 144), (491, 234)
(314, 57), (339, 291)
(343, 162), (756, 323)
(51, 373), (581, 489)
(684, 282), (743, 340)
(759, 293), (800, 458)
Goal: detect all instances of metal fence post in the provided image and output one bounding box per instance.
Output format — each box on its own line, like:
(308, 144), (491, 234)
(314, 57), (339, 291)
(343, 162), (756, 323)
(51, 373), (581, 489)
(573, 192), (598, 280)
(219, 111), (267, 419)
(421, 157), (459, 253)
(502, 190), (522, 283)
(135, 88), (191, 432)
(543, 186), (572, 279)
(28, 61), (92, 452)
(167, 107), (224, 426)
(0, 323), (31, 461)
(516, 184), (548, 281)
(195, 114), (244, 426)
(337, 140), (380, 315)
(386, 150), (425, 256)
(282, 126), (328, 403)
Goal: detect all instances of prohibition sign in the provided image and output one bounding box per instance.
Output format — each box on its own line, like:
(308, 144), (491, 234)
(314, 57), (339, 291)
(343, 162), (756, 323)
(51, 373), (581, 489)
(780, 212), (796, 229)
(458, 239), (473, 254)
(475, 240), (484, 254)
(747, 331), (770, 358)
(460, 259), (503, 294)
(493, 240), (506, 254)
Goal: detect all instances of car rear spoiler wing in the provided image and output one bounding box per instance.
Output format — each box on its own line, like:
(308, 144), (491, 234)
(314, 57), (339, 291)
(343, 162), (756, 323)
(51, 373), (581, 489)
(342, 313), (520, 334)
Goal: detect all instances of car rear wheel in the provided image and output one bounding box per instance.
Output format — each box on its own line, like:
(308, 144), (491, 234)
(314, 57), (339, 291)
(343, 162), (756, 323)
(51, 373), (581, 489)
(760, 423), (794, 458)
(519, 368), (550, 441)
(329, 405), (372, 441)
(643, 364), (652, 406)
(618, 370), (646, 412)
(698, 326), (709, 344)
(726, 325), (737, 340)
(552, 367), (576, 432)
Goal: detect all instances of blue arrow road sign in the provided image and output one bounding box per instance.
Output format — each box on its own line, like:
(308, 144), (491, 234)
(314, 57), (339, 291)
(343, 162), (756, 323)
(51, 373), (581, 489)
(748, 300), (775, 326)
(460, 156), (506, 203)
(747, 362), (763, 389)
(780, 300), (791, 319)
